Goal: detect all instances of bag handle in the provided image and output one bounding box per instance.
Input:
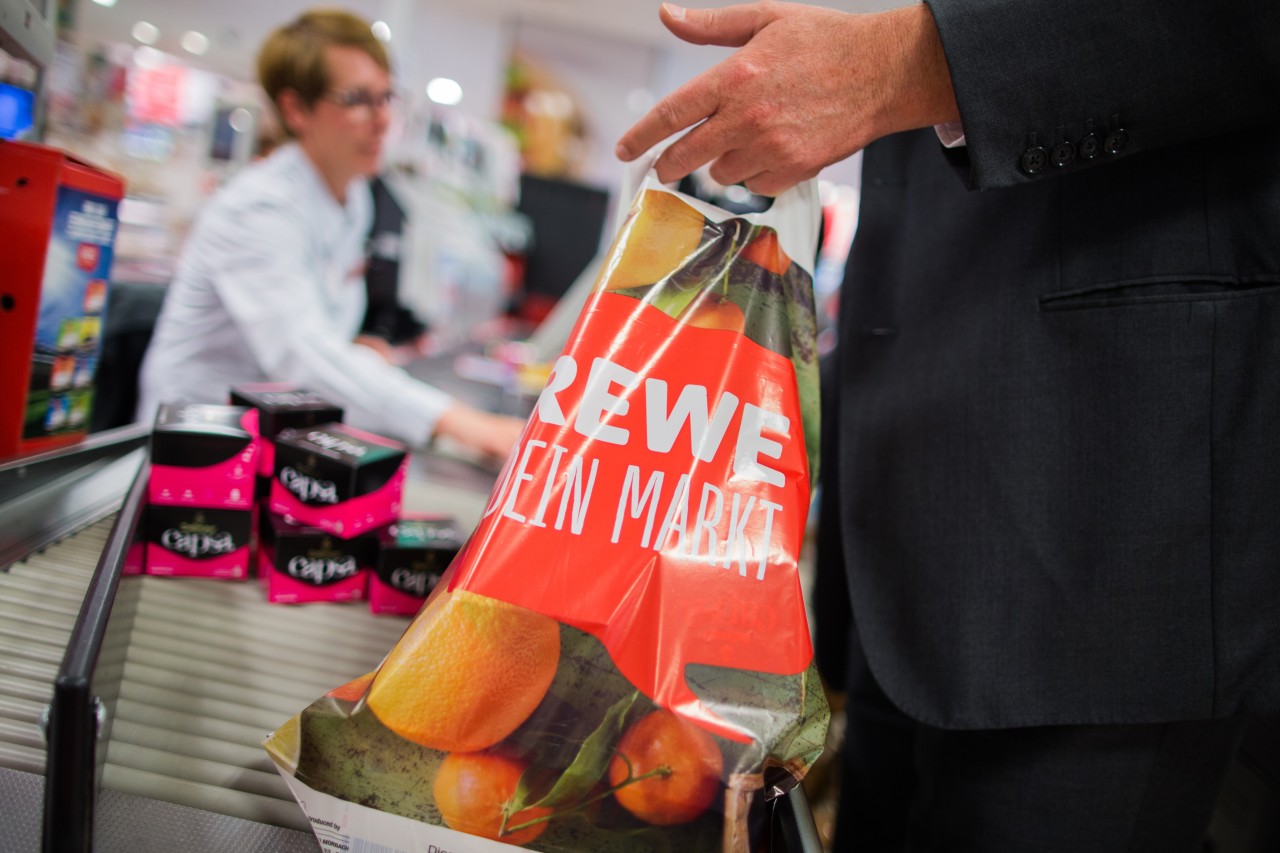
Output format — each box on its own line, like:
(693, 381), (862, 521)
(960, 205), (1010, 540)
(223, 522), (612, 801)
(616, 142), (822, 276)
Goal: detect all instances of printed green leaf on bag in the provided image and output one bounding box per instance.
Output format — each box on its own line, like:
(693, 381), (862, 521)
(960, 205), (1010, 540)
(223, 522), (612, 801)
(527, 691), (639, 810)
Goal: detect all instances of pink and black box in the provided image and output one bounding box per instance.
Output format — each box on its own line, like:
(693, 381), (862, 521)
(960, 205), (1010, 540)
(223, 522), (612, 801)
(228, 383), (344, 498)
(258, 508), (375, 604)
(369, 516), (464, 616)
(148, 402), (258, 510)
(145, 505), (253, 579)
(268, 422), (407, 538)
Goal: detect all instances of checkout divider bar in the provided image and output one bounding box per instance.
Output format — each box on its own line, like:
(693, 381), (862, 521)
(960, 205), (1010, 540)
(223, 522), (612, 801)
(42, 455), (148, 853)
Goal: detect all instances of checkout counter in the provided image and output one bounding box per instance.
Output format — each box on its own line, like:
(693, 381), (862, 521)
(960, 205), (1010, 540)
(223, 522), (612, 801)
(0, 353), (512, 852)
(0, 355), (823, 853)
(0, 427), (492, 852)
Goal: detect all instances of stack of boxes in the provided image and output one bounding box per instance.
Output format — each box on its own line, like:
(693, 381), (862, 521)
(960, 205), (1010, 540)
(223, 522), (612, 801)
(134, 386), (462, 614)
(259, 419), (406, 604)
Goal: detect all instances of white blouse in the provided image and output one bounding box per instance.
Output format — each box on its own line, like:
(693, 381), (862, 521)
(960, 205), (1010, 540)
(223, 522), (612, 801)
(137, 142), (451, 446)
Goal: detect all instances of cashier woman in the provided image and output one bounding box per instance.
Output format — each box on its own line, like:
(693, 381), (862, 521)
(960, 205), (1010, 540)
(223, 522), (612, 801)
(136, 9), (525, 457)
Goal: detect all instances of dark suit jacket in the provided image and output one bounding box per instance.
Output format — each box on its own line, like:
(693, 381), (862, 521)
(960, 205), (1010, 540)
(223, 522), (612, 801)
(828, 0), (1280, 729)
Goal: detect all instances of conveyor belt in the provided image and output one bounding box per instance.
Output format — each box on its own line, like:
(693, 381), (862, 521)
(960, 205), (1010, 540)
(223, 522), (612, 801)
(100, 571), (410, 830)
(0, 423), (501, 851)
(0, 519), (114, 779)
(0, 512), (411, 839)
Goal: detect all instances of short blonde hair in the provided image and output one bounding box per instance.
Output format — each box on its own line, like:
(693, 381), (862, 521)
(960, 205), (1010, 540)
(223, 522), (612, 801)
(257, 9), (390, 134)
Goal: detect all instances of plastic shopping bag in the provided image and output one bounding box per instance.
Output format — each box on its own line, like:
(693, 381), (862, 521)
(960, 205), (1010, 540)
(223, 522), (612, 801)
(265, 157), (829, 852)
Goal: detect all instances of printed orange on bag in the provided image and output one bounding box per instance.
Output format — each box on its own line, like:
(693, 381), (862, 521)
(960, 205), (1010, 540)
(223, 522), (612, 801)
(366, 589), (560, 753)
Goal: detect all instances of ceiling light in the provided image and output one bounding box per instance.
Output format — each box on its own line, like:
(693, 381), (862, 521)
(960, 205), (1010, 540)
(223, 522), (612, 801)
(131, 21), (159, 45)
(180, 31), (209, 55)
(371, 21), (391, 42)
(91, 0), (117, 7)
(426, 77), (462, 106)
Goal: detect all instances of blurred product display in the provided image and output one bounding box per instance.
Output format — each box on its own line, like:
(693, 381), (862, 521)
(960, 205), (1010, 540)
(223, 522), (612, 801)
(0, 139), (124, 458)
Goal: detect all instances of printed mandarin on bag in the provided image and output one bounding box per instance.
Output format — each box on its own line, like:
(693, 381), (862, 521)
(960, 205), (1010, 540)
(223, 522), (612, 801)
(265, 156), (830, 852)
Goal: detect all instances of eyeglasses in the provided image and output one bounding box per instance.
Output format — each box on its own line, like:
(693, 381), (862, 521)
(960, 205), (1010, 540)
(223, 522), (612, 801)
(320, 88), (398, 112)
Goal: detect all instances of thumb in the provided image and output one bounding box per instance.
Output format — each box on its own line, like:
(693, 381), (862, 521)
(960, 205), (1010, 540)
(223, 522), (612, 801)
(660, 2), (775, 47)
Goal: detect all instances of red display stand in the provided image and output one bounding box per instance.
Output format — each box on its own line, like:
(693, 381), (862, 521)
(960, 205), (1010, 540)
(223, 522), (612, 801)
(0, 140), (125, 459)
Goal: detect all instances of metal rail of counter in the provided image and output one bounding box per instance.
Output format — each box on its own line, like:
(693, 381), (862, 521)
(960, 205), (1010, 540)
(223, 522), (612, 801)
(0, 423), (149, 568)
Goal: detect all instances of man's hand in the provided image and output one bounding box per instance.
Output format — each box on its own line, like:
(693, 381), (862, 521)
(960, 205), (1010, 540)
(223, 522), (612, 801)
(616, 1), (959, 195)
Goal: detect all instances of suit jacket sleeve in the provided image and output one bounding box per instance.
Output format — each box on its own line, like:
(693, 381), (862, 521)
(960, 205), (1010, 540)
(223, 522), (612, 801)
(924, 0), (1280, 189)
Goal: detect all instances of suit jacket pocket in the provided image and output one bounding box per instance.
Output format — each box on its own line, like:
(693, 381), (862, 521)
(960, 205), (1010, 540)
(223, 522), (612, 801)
(1040, 276), (1280, 311)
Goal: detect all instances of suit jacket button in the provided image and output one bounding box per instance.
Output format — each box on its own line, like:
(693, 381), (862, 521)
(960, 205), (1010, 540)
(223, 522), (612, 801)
(1020, 146), (1049, 175)
(1052, 140), (1076, 167)
(1104, 129), (1129, 154)
(1079, 132), (1101, 159)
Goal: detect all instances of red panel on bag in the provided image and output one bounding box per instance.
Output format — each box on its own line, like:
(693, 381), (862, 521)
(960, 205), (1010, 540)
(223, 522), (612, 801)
(451, 293), (813, 742)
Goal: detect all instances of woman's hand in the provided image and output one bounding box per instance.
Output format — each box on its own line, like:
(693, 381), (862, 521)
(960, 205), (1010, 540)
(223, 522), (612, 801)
(434, 404), (526, 461)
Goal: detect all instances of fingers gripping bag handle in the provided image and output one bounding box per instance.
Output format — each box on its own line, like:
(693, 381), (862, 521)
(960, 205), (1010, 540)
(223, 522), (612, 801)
(263, 142), (831, 853)
(610, 142), (823, 293)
